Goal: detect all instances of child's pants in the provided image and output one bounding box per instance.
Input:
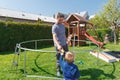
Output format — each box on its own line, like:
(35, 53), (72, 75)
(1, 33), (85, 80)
(55, 44), (68, 72)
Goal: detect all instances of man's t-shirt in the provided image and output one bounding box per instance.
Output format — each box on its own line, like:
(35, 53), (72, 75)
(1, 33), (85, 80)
(52, 23), (66, 46)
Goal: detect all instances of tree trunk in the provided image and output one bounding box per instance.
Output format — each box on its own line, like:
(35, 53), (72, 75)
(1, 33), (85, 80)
(113, 30), (117, 44)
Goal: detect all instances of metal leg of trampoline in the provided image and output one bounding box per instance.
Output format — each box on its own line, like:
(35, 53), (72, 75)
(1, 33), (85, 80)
(72, 33), (76, 52)
(24, 50), (27, 76)
(35, 40), (37, 49)
(11, 44), (19, 70)
(96, 45), (100, 65)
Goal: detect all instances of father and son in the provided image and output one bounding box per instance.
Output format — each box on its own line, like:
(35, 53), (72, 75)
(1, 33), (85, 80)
(52, 13), (80, 80)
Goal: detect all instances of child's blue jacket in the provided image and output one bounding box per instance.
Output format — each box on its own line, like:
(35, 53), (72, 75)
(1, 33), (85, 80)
(59, 55), (80, 80)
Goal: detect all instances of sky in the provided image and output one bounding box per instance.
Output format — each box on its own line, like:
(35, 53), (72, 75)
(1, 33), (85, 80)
(0, 0), (109, 17)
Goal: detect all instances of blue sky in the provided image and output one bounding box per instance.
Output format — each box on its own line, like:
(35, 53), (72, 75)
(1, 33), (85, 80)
(0, 0), (109, 16)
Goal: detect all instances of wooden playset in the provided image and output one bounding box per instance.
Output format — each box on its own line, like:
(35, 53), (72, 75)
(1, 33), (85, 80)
(66, 14), (103, 47)
(65, 14), (120, 63)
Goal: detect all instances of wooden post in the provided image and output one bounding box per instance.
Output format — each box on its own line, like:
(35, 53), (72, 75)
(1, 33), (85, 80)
(77, 21), (80, 46)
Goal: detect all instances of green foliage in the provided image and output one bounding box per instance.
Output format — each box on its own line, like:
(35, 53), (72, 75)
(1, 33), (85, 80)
(90, 0), (120, 44)
(88, 29), (111, 41)
(103, 0), (120, 44)
(0, 21), (52, 52)
(103, 0), (120, 24)
(5, 17), (13, 22)
(90, 14), (110, 29)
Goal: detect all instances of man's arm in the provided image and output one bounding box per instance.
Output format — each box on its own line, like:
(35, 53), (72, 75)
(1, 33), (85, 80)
(53, 34), (62, 51)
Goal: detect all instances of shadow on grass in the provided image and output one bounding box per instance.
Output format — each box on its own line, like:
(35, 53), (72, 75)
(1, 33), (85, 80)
(111, 63), (116, 75)
(79, 63), (116, 80)
(34, 54), (61, 78)
(0, 51), (14, 55)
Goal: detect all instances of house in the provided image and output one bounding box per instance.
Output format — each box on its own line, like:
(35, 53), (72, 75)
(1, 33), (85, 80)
(0, 8), (56, 24)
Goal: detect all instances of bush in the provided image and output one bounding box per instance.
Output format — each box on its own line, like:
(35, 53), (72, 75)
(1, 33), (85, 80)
(0, 21), (53, 52)
(87, 29), (111, 41)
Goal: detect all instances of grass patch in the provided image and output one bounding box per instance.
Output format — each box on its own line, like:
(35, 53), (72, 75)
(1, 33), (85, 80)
(0, 44), (120, 80)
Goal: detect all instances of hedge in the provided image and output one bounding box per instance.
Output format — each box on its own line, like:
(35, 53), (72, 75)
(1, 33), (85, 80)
(0, 21), (53, 52)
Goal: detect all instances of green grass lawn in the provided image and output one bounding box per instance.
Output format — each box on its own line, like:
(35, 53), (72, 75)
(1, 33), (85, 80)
(0, 44), (120, 80)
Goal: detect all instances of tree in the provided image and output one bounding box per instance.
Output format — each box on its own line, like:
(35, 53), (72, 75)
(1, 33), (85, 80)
(90, 0), (120, 44)
(103, 0), (120, 44)
(90, 13), (110, 29)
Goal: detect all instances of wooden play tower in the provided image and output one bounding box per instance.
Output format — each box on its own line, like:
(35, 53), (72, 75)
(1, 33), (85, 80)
(66, 14), (93, 46)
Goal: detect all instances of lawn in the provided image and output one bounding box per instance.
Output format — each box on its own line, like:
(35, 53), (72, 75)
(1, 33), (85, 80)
(0, 44), (120, 80)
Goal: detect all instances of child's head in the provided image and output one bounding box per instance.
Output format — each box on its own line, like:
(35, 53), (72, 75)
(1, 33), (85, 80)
(65, 51), (74, 63)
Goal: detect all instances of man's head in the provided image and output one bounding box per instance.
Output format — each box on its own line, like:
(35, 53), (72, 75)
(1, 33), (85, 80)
(56, 13), (64, 24)
(65, 51), (74, 63)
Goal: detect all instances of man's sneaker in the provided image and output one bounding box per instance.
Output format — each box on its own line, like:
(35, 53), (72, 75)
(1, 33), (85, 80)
(57, 71), (61, 76)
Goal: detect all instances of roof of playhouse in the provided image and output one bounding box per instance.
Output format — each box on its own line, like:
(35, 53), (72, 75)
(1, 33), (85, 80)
(0, 8), (56, 23)
(66, 14), (92, 25)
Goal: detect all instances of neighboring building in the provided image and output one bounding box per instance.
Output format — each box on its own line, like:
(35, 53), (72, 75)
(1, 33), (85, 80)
(0, 8), (56, 24)
(89, 14), (96, 19)
(74, 11), (89, 20)
(0, 8), (93, 24)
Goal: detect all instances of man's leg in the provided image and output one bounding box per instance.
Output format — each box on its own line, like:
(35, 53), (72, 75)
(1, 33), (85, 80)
(55, 44), (68, 76)
(55, 47), (61, 76)
(62, 44), (69, 52)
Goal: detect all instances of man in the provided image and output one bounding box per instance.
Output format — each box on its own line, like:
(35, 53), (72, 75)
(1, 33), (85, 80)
(52, 13), (68, 76)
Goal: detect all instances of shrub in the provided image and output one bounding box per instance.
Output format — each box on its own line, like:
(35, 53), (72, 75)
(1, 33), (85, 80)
(0, 21), (53, 52)
(87, 29), (111, 41)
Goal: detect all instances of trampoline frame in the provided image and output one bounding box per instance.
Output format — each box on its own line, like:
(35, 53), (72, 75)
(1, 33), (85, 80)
(12, 39), (100, 79)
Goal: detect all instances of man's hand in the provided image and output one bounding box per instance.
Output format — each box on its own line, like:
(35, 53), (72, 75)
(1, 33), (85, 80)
(67, 40), (71, 46)
(66, 41), (69, 45)
(57, 45), (62, 51)
(60, 49), (65, 55)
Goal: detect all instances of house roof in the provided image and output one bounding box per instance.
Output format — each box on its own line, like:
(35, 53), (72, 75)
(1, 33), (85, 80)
(74, 11), (89, 19)
(0, 8), (56, 23)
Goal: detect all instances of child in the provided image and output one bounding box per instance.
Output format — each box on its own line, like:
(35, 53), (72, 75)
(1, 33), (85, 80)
(59, 50), (80, 80)
(104, 34), (110, 43)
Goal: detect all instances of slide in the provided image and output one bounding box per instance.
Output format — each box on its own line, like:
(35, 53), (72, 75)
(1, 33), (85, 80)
(83, 31), (104, 48)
